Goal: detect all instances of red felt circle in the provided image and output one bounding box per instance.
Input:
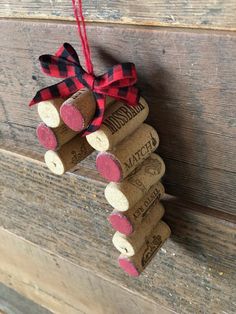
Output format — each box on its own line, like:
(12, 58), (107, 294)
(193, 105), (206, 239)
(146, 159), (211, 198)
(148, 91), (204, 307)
(36, 123), (58, 150)
(118, 256), (140, 277)
(108, 212), (133, 235)
(96, 153), (122, 182)
(60, 104), (85, 132)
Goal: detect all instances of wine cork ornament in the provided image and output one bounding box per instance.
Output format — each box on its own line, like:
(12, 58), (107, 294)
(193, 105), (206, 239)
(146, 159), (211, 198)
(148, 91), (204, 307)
(105, 153), (165, 211)
(108, 182), (165, 235)
(112, 202), (165, 256)
(96, 123), (159, 182)
(44, 135), (93, 175)
(36, 122), (78, 150)
(118, 221), (171, 277)
(86, 97), (149, 151)
(60, 88), (115, 132)
(37, 98), (64, 128)
(28, 0), (171, 277)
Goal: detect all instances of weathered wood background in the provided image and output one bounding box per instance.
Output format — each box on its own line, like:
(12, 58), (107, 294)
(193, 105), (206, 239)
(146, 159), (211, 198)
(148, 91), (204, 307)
(0, 0), (236, 30)
(0, 149), (235, 314)
(0, 21), (236, 215)
(0, 1), (236, 313)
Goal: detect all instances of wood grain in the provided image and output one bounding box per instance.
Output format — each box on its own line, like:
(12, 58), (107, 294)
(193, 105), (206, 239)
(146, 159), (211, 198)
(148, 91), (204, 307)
(0, 228), (173, 314)
(0, 20), (235, 214)
(0, 1), (236, 30)
(0, 149), (235, 314)
(0, 283), (51, 314)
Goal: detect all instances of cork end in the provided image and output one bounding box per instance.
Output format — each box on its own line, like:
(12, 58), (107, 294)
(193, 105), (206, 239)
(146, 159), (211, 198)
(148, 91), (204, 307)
(86, 130), (110, 151)
(36, 123), (58, 150)
(108, 212), (133, 235)
(37, 100), (61, 128)
(105, 183), (130, 211)
(118, 256), (140, 277)
(44, 151), (65, 175)
(96, 152), (122, 182)
(112, 232), (135, 256)
(60, 103), (85, 132)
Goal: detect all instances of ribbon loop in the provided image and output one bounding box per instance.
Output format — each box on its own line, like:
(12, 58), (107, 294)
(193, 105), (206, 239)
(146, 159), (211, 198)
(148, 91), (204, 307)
(29, 43), (139, 134)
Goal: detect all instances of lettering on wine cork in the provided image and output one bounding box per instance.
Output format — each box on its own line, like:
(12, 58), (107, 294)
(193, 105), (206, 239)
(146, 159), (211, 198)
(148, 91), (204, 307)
(44, 135), (93, 175)
(60, 88), (115, 132)
(36, 122), (78, 150)
(96, 124), (159, 182)
(86, 97), (149, 151)
(37, 98), (64, 128)
(105, 153), (165, 211)
(112, 202), (165, 256)
(108, 182), (165, 235)
(118, 221), (171, 277)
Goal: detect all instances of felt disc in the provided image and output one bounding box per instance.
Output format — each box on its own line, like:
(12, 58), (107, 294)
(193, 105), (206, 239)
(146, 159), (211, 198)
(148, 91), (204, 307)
(96, 152), (122, 182)
(118, 256), (140, 277)
(108, 212), (133, 235)
(36, 123), (58, 150)
(60, 104), (85, 132)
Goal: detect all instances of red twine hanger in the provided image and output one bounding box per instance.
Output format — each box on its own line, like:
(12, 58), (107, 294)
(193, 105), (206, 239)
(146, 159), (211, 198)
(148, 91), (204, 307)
(29, 0), (139, 135)
(71, 0), (94, 75)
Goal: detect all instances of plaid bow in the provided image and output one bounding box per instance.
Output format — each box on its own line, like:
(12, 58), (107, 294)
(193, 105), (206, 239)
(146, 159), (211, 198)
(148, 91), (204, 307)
(29, 43), (139, 135)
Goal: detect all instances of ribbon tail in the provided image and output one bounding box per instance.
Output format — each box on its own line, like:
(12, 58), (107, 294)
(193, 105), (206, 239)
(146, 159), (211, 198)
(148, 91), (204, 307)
(54, 43), (80, 64)
(82, 93), (106, 136)
(29, 77), (84, 106)
(96, 86), (140, 107)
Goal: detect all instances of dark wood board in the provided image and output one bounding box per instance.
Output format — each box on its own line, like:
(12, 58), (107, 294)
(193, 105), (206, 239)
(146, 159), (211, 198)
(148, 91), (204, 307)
(0, 149), (235, 314)
(0, 20), (236, 214)
(0, 0), (236, 30)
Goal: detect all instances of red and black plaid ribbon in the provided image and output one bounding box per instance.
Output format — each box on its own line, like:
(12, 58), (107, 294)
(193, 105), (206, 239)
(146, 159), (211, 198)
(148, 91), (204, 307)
(29, 43), (139, 135)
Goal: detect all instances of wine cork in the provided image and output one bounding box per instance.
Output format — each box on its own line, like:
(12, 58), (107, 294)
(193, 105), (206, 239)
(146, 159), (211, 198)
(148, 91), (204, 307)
(105, 153), (165, 211)
(112, 202), (165, 256)
(37, 98), (64, 128)
(96, 124), (159, 182)
(36, 122), (78, 150)
(86, 97), (149, 151)
(118, 221), (171, 277)
(60, 88), (114, 132)
(44, 135), (93, 175)
(108, 182), (165, 235)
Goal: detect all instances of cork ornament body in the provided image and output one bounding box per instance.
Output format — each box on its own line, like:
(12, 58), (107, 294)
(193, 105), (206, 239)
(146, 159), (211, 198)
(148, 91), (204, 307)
(86, 97), (149, 151)
(112, 202), (165, 256)
(118, 221), (171, 276)
(105, 153), (166, 211)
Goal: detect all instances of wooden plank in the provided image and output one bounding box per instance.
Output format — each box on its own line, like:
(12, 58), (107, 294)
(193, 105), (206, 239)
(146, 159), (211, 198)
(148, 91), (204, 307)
(0, 228), (173, 314)
(0, 20), (235, 214)
(0, 149), (235, 313)
(0, 1), (236, 30)
(0, 283), (52, 314)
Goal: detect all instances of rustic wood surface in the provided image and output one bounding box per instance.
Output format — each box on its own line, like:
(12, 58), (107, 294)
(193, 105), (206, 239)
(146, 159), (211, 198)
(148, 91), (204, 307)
(0, 20), (235, 214)
(0, 149), (235, 314)
(0, 0), (236, 30)
(0, 283), (51, 314)
(0, 228), (174, 314)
